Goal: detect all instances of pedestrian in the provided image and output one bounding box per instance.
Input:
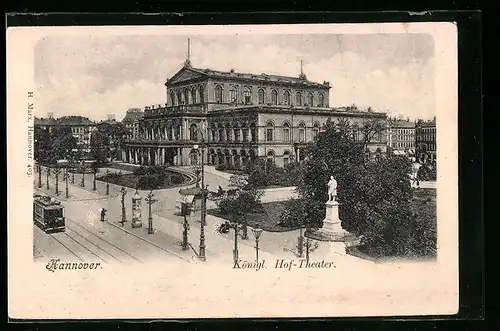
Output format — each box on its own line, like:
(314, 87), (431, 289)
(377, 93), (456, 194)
(100, 208), (107, 222)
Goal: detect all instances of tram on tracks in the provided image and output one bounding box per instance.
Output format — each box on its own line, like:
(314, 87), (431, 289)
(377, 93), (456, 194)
(33, 194), (66, 233)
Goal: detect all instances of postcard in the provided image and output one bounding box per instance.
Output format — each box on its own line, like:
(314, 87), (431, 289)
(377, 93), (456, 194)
(7, 22), (458, 319)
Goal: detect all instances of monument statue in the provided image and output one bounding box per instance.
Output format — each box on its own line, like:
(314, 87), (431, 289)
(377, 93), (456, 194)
(327, 175), (337, 202)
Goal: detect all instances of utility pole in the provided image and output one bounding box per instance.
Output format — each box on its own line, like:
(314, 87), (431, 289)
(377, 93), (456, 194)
(145, 190), (158, 234)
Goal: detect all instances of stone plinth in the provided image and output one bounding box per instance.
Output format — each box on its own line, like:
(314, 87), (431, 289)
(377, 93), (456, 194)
(306, 200), (356, 248)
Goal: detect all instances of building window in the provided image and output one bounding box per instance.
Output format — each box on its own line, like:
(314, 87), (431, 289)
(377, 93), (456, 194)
(234, 128), (240, 142)
(283, 91), (290, 106)
(244, 87), (252, 104)
(226, 128), (232, 142)
(199, 86), (204, 103)
(230, 86), (238, 103)
(177, 91), (182, 105)
(295, 92), (302, 106)
(242, 128), (248, 142)
(214, 85), (223, 103)
(283, 150), (291, 167)
(258, 89), (265, 104)
(191, 89), (197, 104)
(298, 122), (306, 142)
(271, 90), (278, 105)
(266, 121), (274, 142)
(219, 128), (225, 142)
(319, 93), (325, 107)
(170, 92), (175, 105)
(184, 89), (190, 104)
(266, 150), (275, 166)
(282, 122), (290, 142)
(312, 123), (320, 140)
(307, 93), (313, 106)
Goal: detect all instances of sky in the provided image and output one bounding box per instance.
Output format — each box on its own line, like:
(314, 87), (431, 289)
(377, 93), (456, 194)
(35, 33), (435, 121)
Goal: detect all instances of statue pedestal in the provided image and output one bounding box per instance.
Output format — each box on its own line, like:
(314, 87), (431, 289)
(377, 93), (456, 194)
(306, 200), (356, 255)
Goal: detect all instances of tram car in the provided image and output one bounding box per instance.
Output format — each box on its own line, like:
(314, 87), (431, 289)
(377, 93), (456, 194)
(33, 194), (65, 233)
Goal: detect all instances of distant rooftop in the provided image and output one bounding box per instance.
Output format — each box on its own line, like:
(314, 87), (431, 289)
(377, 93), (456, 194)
(122, 109), (145, 123)
(388, 118), (416, 128)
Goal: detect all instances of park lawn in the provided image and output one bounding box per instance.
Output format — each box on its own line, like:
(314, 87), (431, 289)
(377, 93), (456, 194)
(207, 201), (300, 232)
(209, 188), (437, 259)
(97, 171), (190, 190)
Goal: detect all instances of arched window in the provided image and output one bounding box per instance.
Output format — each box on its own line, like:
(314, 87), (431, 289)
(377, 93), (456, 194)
(199, 86), (204, 103)
(177, 91), (182, 105)
(241, 123), (248, 142)
(283, 150), (291, 167)
(271, 90), (278, 105)
(230, 86), (238, 103)
(266, 150), (275, 166)
(319, 93), (325, 107)
(189, 124), (198, 141)
(312, 123), (320, 140)
(282, 122), (291, 142)
(283, 91), (291, 106)
(295, 92), (302, 106)
(244, 87), (252, 104)
(184, 89), (190, 104)
(298, 122), (306, 143)
(307, 93), (313, 106)
(191, 89), (197, 104)
(258, 89), (265, 104)
(250, 123), (257, 142)
(170, 92), (176, 106)
(214, 85), (223, 103)
(266, 121), (274, 142)
(233, 126), (240, 142)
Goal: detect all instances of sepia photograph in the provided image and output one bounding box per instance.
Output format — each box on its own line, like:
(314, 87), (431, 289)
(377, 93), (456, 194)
(8, 22), (458, 319)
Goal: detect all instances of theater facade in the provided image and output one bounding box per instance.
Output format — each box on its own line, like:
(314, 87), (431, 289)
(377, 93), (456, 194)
(122, 59), (387, 168)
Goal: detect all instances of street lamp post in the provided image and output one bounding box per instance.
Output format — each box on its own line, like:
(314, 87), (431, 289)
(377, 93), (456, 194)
(181, 202), (189, 250)
(145, 190), (158, 234)
(193, 126), (207, 261)
(251, 223), (263, 263)
(119, 187), (127, 225)
(105, 169), (110, 195)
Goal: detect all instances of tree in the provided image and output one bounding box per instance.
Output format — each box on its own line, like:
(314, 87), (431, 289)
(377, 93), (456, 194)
(285, 117), (419, 256)
(94, 122), (131, 162)
(90, 130), (110, 166)
(34, 127), (52, 163)
(50, 127), (77, 163)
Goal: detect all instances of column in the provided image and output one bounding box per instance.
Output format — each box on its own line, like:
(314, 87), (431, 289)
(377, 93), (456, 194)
(141, 148), (145, 165)
(296, 148), (300, 162)
(164, 127), (168, 141)
(128, 150), (132, 164)
(147, 148), (151, 165)
(162, 148), (166, 165)
(177, 148), (182, 166)
(122, 149), (126, 162)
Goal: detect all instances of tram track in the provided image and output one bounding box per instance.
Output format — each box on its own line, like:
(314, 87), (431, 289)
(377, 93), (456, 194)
(64, 217), (143, 264)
